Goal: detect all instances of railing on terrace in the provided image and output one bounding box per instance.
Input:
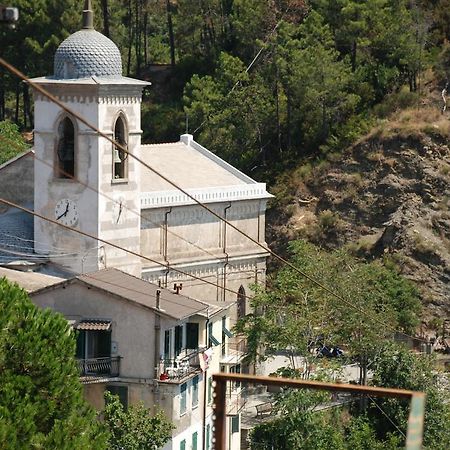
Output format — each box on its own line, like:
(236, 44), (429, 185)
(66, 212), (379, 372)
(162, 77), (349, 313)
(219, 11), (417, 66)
(212, 373), (426, 450)
(77, 356), (121, 377)
(158, 348), (204, 382)
(221, 337), (247, 362)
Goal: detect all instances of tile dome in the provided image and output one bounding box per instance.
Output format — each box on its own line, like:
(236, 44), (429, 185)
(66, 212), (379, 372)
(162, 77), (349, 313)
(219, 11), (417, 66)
(53, 29), (122, 80)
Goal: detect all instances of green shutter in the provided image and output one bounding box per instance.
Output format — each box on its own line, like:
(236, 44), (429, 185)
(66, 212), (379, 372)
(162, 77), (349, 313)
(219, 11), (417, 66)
(180, 439), (186, 450)
(192, 432), (198, 450)
(231, 415), (240, 433)
(206, 424), (210, 450)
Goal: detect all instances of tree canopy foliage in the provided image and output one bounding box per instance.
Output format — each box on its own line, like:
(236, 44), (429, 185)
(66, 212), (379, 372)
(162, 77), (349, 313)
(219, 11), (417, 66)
(1, 0), (448, 174)
(0, 277), (107, 449)
(0, 120), (29, 165)
(235, 240), (421, 378)
(103, 391), (173, 450)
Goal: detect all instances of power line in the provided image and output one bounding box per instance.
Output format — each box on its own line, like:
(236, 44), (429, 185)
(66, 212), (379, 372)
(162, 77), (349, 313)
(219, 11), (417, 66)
(368, 395), (407, 440)
(192, 4), (294, 135)
(0, 57), (426, 344)
(0, 197), (248, 300)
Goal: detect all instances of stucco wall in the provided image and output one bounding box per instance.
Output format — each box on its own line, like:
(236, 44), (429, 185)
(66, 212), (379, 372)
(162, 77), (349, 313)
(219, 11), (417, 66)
(32, 282), (157, 378)
(0, 152), (34, 210)
(33, 84), (143, 276)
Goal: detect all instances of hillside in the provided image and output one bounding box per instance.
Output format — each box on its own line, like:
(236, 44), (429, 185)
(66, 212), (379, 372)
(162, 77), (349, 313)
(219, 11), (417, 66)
(268, 104), (450, 325)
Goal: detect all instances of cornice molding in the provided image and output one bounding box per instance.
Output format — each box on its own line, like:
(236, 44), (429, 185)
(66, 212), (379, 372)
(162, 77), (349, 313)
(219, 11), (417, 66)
(140, 184), (272, 209)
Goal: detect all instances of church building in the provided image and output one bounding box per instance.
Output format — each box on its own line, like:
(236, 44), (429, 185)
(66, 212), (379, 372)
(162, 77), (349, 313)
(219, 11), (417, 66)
(0, 2), (272, 448)
(26, 0), (272, 314)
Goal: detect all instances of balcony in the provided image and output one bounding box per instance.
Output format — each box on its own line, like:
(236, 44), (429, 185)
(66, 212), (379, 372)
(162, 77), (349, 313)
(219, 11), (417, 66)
(157, 348), (204, 382)
(220, 337), (247, 364)
(77, 356), (121, 382)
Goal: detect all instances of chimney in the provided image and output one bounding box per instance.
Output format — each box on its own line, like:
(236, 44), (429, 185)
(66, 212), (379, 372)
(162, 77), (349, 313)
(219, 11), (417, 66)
(180, 134), (193, 146)
(156, 289), (161, 310)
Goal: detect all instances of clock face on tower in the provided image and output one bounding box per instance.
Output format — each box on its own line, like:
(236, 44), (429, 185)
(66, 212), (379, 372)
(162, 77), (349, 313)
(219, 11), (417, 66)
(55, 198), (79, 227)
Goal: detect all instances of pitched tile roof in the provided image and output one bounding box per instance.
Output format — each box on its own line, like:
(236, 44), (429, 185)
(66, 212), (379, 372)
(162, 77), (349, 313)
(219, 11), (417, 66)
(76, 268), (212, 320)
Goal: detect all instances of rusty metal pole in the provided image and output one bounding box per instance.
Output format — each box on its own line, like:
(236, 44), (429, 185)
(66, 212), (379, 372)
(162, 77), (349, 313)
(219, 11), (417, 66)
(213, 376), (227, 450)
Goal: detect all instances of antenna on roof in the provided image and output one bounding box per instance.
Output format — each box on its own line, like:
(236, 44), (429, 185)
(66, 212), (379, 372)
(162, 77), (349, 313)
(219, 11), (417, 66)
(185, 114), (189, 134)
(82, 0), (94, 30)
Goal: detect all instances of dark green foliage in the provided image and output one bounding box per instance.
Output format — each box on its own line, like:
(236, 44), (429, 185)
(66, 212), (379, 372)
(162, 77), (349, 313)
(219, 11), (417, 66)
(0, 120), (29, 165)
(1, 0), (447, 177)
(250, 390), (402, 449)
(235, 240), (421, 367)
(103, 391), (173, 450)
(370, 344), (450, 450)
(250, 343), (449, 449)
(0, 277), (107, 449)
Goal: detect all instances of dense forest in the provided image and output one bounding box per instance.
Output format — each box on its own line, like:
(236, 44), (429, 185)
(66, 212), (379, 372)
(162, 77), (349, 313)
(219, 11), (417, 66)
(1, 0), (449, 177)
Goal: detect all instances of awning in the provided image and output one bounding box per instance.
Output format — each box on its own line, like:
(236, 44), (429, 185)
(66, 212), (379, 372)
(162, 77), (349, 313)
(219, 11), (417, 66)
(74, 319), (112, 331)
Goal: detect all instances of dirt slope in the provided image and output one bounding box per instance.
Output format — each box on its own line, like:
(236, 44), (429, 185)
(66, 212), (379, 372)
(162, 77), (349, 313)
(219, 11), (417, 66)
(268, 107), (450, 323)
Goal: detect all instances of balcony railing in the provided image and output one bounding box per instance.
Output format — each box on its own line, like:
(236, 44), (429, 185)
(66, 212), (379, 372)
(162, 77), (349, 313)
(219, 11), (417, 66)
(221, 337), (247, 363)
(158, 348), (204, 382)
(77, 356), (121, 377)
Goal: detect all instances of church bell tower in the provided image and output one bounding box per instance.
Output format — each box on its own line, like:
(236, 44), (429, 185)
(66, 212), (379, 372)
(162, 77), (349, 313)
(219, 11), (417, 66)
(32, 0), (149, 276)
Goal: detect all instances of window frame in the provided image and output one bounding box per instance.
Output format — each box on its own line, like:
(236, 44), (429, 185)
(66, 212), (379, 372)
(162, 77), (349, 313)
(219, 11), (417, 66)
(192, 375), (199, 408)
(55, 115), (76, 179)
(112, 113), (128, 182)
(180, 382), (187, 416)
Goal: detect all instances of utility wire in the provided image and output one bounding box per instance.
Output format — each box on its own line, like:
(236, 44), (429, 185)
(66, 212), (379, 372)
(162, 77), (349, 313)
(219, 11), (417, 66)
(0, 197), (248, 300)
(192, 4), (293, 135)
(0, 134), (223, 263)
(0, 57), (427, 344)
(368, 395), (407, 440)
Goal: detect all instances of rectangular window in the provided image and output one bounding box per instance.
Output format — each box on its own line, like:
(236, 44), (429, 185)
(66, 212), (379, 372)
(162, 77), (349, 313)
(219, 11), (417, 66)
(164, 329), (171, 359)
(106, 385), (128, 409)
(180, 382), (187, 415)
(221, 316), (226, 356)
(175, 325), (183, 356)
(230, 364), (241, 391)
(192, 432), (198, 450)
(192, 375), (199, 408)
(186, 322), (199, 349)
(180, 439), (186, 450)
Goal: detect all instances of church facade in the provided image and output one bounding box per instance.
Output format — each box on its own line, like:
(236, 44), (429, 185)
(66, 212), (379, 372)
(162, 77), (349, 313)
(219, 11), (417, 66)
(29, 2), (271, 317)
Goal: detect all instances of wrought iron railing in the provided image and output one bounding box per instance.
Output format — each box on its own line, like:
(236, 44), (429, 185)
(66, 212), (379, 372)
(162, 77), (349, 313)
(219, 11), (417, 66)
(77, 356), (121, 377)
(158, 348), (204, 381)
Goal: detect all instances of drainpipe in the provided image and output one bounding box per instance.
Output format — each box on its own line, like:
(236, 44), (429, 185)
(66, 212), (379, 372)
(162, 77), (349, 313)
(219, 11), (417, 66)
(222, 203), (231, 302)
(154, 289), (162, 379)
(202, 315), (210, 450)
(163, 207), (172, 287)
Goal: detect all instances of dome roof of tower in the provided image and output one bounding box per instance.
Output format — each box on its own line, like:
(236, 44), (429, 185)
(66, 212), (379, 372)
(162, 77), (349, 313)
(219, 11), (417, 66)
(53, 29), (122, 80)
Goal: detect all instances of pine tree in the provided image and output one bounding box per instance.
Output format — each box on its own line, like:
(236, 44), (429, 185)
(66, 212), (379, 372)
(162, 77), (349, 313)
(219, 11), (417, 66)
(0, 278), (107, 449)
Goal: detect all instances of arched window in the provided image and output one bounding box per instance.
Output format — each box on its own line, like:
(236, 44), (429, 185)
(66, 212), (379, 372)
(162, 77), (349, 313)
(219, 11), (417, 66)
(113, 116), (128, 179)
(237, 285), (246, 320)
(56, 117), (75, 178)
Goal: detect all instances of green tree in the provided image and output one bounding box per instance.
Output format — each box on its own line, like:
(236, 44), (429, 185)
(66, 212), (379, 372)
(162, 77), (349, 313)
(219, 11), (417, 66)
(235, 240), (421, 384)
(184, 51), (275, 171)
(371, 343), (450, 450)
(0, 277), (107, 449)
(0, 120), (29, 165)
(103, 391), (173, 450)
(250, 389), (402, 449)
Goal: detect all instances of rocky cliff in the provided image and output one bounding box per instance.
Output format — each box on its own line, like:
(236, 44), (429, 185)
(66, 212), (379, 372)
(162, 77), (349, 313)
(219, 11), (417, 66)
(268, 106), (450, 324)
